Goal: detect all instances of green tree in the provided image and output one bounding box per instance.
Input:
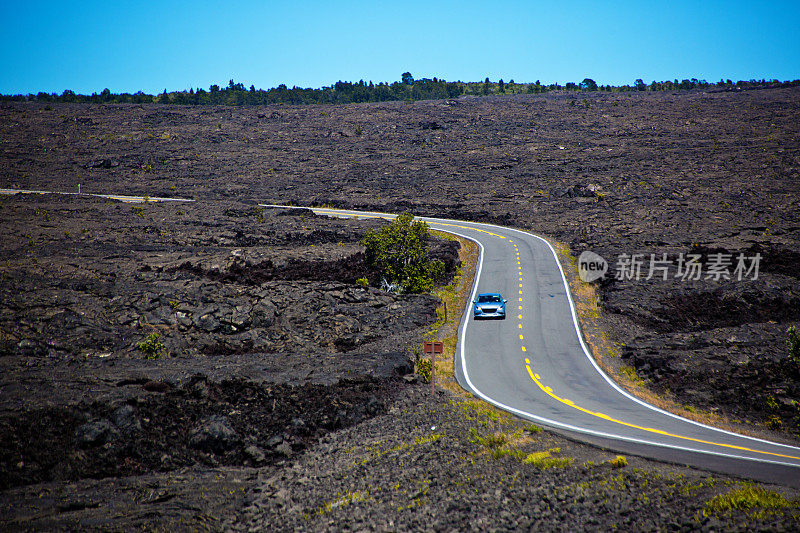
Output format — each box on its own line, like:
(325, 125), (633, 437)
(498, 78), (505, 93)
(361, 213), (444, 293)
(580, 78), (598, 91)
(402, 72), (414, 85)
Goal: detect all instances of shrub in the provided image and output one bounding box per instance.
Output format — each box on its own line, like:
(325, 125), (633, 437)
(356, 276), (369, 288)
(609, 455), (628, 468)
(765, 415), (782, 430)
(361, 213), (444, 293)
(416, 358), (432, 383)
(788, 326), (800, 365)
(137, 333), (164, 359)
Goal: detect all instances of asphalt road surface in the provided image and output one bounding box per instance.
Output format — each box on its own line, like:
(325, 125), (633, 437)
(293, 206), (800, 487)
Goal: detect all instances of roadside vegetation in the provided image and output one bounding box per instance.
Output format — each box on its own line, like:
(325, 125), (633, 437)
(361, 213), (444, 293)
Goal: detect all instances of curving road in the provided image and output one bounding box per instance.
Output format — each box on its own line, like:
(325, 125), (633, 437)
(288, 206), (800, 487)
(6, 188), (798, 485)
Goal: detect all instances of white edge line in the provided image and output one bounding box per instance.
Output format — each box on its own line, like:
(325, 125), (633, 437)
(273, 204), (800, 463)
(481, 221), (800, 453)
(440, 226), (800, 468)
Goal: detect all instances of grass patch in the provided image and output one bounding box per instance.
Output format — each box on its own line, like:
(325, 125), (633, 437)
(703, 485), (800, 520)
(522, 448), (573, 468)
(455, 399), (505, 424)
(314, 489), (370, 516)
(414, 433), (443, 445)
(469, 427), (508, 449)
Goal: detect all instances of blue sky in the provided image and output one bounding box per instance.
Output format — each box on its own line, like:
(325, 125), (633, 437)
(1, 0), (798, 95)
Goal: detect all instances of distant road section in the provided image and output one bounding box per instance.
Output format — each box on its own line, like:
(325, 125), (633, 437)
(0, 188), (194, 204)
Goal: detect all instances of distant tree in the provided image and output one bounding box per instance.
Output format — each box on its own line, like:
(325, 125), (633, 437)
(483, 77), (491, 95)
(402, 72), (414, 85)
(580, 78), (598, 91)
(210, 84), (220, 93)
(634, 78), (646, 91)
(498, 79), (505, 93)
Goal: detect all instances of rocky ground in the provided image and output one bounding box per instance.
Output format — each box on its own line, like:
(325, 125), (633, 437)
(1, 87), (799, 529)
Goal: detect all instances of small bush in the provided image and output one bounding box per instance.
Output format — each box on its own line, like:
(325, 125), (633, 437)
(788, 326), (800, 365)
(609, 455), (628, 468)
(416, 358), (432, 383)
(361, 213), (444, 294)
(766, 395), (779, 412)
(137, 333), (164, 359)
(356, 276), (369, 288)
(765, 415), (782, 430)
(524, 424), (543, 434)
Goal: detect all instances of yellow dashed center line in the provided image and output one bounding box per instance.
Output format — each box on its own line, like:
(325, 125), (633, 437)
(524, 361), (800, 461)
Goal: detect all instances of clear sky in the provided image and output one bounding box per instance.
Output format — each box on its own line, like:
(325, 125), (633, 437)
(1, 0), (798, 95)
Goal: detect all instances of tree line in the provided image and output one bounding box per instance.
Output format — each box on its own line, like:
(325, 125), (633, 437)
(2, 73), (797, 105)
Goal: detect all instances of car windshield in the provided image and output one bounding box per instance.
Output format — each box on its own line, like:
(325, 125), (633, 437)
(478, 295), (501, 303)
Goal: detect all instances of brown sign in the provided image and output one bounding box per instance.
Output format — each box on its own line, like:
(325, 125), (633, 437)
(423, 341), (443, 355)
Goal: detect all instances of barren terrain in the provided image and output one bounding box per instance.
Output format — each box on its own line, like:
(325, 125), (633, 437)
(1, 87), (799, 529)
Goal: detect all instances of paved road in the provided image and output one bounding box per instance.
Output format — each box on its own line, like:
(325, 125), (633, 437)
(0, 188), (194, 204)
(290, 206), (800, 487)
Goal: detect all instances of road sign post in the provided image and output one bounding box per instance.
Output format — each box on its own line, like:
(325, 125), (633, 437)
(423, 341), (443, 395)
